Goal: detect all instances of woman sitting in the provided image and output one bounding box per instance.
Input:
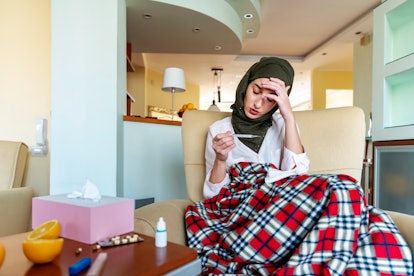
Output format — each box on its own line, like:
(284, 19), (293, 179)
(185, 57), (413, 275)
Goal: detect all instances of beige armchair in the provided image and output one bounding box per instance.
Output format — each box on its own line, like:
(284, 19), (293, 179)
(134, 107), (414, 255)
(0, 141), (34, 236)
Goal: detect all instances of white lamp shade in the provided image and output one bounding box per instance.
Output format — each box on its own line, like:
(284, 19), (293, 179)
(208, 104), (221, 112)
(162, 67), (186, 92)
(207, 100), (220, 112)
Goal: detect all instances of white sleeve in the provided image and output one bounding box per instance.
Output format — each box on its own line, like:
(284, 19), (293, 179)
(203, 125), (230, 199)
(204, 128), (215, 178)
(281, 147), (310, 174)
(277, 118), (309, 174)
(203, 170), (230, 199)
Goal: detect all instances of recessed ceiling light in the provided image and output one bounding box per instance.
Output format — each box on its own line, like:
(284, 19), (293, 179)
(142, 13), (152, 19)
(214, 45), (222, 51)
(192, 27), (201, 33)
(246, 29), (254, 34)
(244, 13), (253, 19)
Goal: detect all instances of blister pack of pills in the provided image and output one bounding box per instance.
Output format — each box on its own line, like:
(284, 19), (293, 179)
(97, 233), (144, 247)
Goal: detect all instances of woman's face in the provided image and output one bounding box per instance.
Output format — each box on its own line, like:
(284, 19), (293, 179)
(243, 78), (278, 119)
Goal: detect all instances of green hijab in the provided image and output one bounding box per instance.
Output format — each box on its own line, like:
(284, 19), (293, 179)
(230, 57), (294, 153)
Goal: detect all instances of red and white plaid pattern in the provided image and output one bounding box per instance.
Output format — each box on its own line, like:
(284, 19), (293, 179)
(185, 162), (413, 275)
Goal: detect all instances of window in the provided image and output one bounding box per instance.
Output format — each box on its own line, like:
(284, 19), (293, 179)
(326, 89), (353, 109)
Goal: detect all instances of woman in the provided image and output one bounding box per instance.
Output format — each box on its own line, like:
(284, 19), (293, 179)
(186, 57), (412, 275)
(204, 57), (309, 198)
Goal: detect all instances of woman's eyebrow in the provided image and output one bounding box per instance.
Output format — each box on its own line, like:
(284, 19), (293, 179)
(253, 83), (262, 90)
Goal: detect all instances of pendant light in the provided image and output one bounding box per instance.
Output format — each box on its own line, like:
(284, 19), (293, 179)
(208, 68), (223, 112)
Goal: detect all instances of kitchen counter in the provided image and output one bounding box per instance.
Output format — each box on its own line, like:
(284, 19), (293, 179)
(123, 116), (181, 126)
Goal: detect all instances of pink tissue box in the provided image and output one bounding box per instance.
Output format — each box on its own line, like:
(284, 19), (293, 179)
(32, 194), (134, 244)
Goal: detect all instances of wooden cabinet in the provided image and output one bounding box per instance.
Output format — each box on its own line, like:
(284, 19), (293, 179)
(372, 0), (414, 141)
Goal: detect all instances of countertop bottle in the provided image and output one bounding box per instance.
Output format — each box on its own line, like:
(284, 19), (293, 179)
(155, 217), (167, 247)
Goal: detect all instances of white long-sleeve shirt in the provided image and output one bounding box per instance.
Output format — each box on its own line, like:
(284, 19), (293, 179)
(203, 114), (310, 198)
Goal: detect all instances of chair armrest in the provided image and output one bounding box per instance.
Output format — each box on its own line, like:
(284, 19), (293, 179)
(0, 187), (34, 237)
(134, 199), (193, 246)
(386, 210), (414, 255)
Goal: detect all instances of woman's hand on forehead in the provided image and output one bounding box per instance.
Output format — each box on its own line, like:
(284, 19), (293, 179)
(261, 78), (290, 97)
(268, 77), (286, 86)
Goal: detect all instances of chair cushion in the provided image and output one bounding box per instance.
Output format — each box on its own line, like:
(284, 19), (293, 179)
(0, 141), (29, 189)
(181, 107), (365, 202)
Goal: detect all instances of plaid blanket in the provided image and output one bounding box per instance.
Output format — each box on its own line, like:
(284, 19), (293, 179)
(185, 162), (413, 275)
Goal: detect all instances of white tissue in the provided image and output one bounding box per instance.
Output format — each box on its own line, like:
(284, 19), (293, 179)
(67, 178), (102, 201)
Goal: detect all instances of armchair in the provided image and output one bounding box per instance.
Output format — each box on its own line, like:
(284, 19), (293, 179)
(0, 141), (34, 236)
(134, 107), (414, 255)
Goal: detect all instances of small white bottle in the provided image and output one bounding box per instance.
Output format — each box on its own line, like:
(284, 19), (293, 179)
(155, 217), (167, 247)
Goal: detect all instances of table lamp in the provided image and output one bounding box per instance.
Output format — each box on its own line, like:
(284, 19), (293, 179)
(162, 68), (186, 120)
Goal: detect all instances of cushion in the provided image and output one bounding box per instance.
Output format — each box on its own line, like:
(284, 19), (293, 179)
(0, 141), (28, 190)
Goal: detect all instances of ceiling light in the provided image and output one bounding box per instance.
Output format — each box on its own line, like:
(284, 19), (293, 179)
(214, 45), (222, 51)
(142, 13), (152, 20)
(246, 29), (254, 34)
(192, 27), (201, 33)
(244, 13), (253, 19)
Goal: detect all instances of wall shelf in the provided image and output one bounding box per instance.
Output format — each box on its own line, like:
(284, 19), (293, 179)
(371, 0), (414, 211)
(372, 0), (414, 141)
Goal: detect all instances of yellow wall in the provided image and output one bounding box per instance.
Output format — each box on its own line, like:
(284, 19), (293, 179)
(127, 65), (146, 116)
(0, 0), (50, 196)
(311, 71), (353, 109)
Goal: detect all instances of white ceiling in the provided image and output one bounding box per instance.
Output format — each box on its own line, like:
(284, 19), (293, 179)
(126, 0), (381, 110)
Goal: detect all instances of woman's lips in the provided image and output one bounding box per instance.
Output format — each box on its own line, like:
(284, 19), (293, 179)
(249, 108), (259, 116)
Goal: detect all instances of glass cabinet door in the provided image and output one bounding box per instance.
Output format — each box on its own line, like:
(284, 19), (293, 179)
(373, 140), (414, 215)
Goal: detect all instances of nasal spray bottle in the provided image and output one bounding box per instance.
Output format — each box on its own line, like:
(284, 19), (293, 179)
(155, 217), (167, 247)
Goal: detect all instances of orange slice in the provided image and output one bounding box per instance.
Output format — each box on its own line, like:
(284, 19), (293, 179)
(27, 220), (60, 240)
(0, 241), (5, 268)
(22, 238), (64, 264)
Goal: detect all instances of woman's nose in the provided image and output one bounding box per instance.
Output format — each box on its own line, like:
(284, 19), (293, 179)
(254, 97), (264, 108)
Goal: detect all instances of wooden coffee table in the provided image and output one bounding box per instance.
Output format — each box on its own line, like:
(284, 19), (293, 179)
(0, 232), (200, 275)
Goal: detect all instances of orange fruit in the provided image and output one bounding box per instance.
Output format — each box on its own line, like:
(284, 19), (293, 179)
(22, 238), (64, 264)
(27, 220), (60, 240)
(0, 241), (5, 268)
